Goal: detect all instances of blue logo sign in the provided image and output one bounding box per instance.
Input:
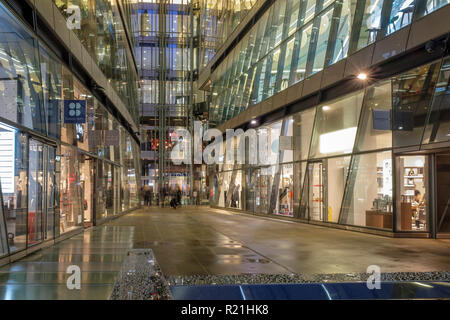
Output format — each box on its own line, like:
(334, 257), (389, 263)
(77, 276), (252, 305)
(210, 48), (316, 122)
(64, 100), (86, 124)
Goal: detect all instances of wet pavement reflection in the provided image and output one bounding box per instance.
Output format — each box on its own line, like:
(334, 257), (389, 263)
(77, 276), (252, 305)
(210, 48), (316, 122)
(0, 206), (449, 299)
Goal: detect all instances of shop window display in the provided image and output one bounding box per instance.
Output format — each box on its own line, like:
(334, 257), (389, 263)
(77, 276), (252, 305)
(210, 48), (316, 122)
(28, 139), (45, 246)
(245, 169), (257, 212)
(277, 164), (294, 217)
(0, 185), (7, 256)
(422, 56), (450, 145)
(257, 167), (270, 214)
(0, 126), (27, 252)
(96, 160), (107, 221)
(60, 145), (83, 234)
(396, 155), (429, 231)
(45, 146), (57, 240)
(355, 80), (392, 152)
(340, 151), (393, 230)
(0, 5), (45, 135)
(293, 161), (307, 216)
(309, 91), (364, 159)
(325, 156), (350, 223)
(79, 153), (94, 227)
(39, 44), (62, 140)
(392, 61), (440, 148)
(293, 108), (316, 161)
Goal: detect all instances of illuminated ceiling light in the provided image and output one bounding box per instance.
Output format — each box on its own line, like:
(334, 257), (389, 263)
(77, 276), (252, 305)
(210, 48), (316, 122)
(356, 72), (368, 80)
(250, 119), (258, 125)
(322, 105), (330, 111)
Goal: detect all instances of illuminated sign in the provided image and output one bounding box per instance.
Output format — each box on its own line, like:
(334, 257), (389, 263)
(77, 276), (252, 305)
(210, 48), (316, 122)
(0, 123), (15, 194)
(319, 127), (357, 155)
(64, 100), (86, 124)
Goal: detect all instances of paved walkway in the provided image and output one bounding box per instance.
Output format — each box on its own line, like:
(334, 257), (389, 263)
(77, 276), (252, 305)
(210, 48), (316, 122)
(0, 206), (449, 299)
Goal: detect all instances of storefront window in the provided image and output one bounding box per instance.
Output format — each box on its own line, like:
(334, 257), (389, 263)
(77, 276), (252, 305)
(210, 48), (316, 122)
(257, 167), (269, 213)
(61, 67), (77, 146)
(96, 160), (107, 221)
(293, 161), (307, 216)
(105, 162), (115, 216)
(393, 61), (440, 148)
(422, 57), (450, 145)
(46, 146), (57, 240)
(309, 91), (364, 159)
(355, 80), (392, 152)
(396, 155), (429, 231)
(0, 190), (7, 256)
(28, 139), (45, 246)
(79, 153), (93, 227)
(60, 145), (83, 234)
(293, 107), (316, 161)
(277, 163), (294, 216)
(73, 78), (91, 152)
(0, 4), (45, 134)
(39, 45), (62, 139)
(340, 151), (393, 230)
(0, 125), (27, 252)
(325, 156), (350, 222)
(307, 161), (325, 221)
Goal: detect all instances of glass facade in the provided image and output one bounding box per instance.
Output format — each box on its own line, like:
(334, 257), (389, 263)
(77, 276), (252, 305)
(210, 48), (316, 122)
(0, 1), (140, 256)
(53, 0), (140, 124)
(211, 55), (450, 233)
(138, 0), (204, 204)
(198, 1), (258, 71)
(209, 0), (450, 125)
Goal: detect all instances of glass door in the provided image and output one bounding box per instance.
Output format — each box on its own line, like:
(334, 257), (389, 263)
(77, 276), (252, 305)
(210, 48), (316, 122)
(308, 161), (325, 221)
(0, 124), (27, 253)
(79, 153), (94, 228)
(396, 155), (429, 232)
(44, 145), (57, 240)
(245, 169), (256, 212)
(28, 139), (45, 246)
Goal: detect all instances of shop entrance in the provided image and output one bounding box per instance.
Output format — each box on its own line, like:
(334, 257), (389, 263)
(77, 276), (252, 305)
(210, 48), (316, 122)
(79, 154), (94, 228)
(396, 155), (429, 232)
(395, 151), (450, 237)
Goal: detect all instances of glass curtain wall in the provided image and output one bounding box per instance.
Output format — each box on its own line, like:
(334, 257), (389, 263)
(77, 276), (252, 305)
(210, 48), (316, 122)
(211, 55), (450, 233)
(198, 0), (258, 71)
(137, 0), (195, 203)
(53, 0), (139, 123)
(209, 0), (450, 125)
(0, 1), (141, 255)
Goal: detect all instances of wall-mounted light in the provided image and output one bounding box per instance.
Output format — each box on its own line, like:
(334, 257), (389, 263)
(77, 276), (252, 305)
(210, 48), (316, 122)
(356, 72), (368, 80)
(322, 105), (330, 111)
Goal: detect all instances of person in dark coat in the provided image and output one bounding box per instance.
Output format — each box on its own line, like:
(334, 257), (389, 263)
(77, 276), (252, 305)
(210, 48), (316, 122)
(176, 186), (182, 206)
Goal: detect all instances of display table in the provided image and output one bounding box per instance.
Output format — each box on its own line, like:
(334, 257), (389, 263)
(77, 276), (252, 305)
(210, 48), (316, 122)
(365, 210), (393, 229)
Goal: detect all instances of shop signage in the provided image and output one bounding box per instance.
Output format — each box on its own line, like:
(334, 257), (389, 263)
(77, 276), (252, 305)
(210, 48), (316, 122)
(64, 100), (86, 124)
